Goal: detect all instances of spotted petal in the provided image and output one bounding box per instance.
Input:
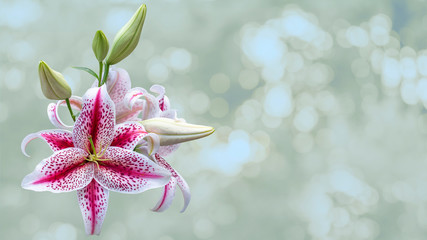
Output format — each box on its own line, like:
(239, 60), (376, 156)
(153, 154), (191, 212)
(47, 96), (82, 129)
(78, 179), (109, 235)
(94, 68), (132, 105)
(107, 68), (131, 104)
(21, 148), (94, 193)
(21, 129), (74, 157)
(105, 68), (137, 124)
(111, 122), (147, 150)
(94, 147), (170, 193)
(73, 86), (115, 152)
(158, 144), (180, 157)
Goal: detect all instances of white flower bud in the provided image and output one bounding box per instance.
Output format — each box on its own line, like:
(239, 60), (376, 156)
(140, 118), (215, 146)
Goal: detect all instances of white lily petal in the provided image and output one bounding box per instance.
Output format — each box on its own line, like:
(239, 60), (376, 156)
(47, 96), (82, 129)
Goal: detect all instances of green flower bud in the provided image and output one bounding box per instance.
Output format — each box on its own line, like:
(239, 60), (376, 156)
(140, 118), (215, 146)
(38, 61), (72, 100)
(92, 30), (109, 62)
(105, 4), (147, 65)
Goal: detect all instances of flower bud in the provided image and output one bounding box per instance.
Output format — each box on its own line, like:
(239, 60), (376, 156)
(105, 4), (147, 65)
(38, 61), (72, 100)
(140, 118), (215, 146)
(92, 30), (109, 62)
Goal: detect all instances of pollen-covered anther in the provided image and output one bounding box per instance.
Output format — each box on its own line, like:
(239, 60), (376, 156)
(85, 154), (110, 169)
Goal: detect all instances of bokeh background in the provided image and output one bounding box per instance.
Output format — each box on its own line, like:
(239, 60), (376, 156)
(3, 0), (427, 239)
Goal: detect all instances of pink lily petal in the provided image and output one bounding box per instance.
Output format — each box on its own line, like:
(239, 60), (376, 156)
(94, 147), (170, 193)
(47, 97), (83, 129)
(150, 85), (170, 111)
(154, 154), (191, 212)
(175, 170), (191, 213)
(123, 87), (161, 120)
(21, 148), (94, 193)
(111, 122), (147, 150)
(58, 96), (83, 111)
(140, 97), (161, 120)
(158, 144), (180, 157)
(135, 133), (160, 156)
(161, 95), (170, 111)
(106, 68), (131, 104)
(114, 102), (129, 117)
(123, 88), (144, 109)
(93, 68), (131, 104)
(78, 179), (109, 235)
(47, 103), (65, 129)
(116, 100), (143, 124)
(21, 130), (74, 157)
(159, 109), (177, 119)
(73, 86), (115, 153)
(152, 176), (177, 212)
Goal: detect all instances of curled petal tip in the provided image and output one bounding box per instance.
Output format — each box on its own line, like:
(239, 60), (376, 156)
(21, 132), (38, 157)
(21, 145), (31, 157)
(150, 177), (177, 213)
(180, 206), (188, 213)
(140, 118), (215, 146)
(177, 173), (191, 213)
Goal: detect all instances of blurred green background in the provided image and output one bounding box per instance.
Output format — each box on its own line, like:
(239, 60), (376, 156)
(3, 0), (427, 239)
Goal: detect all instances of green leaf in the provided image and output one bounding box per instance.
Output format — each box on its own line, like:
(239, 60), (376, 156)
(72, 66), (99, 79)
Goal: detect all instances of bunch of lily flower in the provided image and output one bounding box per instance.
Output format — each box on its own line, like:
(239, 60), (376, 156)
(21, 4), (214, 235)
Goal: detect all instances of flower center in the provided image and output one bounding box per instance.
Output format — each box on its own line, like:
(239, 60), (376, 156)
(85, 136), (109, 169)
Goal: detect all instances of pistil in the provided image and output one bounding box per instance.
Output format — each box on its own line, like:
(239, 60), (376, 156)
(85, 135), (110, 169)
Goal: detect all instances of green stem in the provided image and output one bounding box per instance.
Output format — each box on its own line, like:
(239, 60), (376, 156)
(98, 61), (103, 87)
(65, 98), (76, 122)
(101, 63), (110, 85)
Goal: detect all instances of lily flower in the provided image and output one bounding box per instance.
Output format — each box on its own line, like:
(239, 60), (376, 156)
(22, 86), (171, 235)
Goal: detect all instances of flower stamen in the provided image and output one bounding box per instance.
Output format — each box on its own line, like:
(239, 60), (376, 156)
(85, 136), (110, 169)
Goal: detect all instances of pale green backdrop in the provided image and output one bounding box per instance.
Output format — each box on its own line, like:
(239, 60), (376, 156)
(2, 0), (427, 239)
